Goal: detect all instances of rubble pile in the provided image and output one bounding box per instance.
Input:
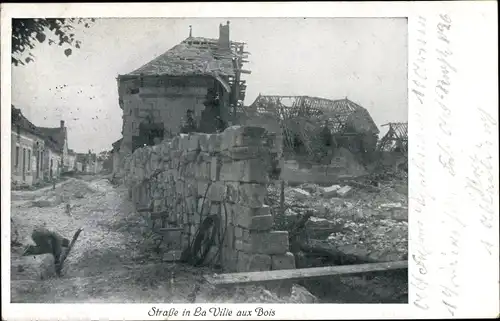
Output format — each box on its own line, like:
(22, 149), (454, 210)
(267, 170), (408, 262)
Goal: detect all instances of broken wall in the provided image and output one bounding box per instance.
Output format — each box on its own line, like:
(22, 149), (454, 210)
(122, 126), (295, 273)
(281, 148), (367, 185)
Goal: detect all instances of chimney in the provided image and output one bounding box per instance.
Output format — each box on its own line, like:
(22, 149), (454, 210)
(60, 120), (65, 128)
(218, 21), (230, 49)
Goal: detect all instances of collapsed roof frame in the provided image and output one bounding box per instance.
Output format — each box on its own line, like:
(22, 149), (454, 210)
(377, 122), (408, 152)
(244, 95), (380, 157)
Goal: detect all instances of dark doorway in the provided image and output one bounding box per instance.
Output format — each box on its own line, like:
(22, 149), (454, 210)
(132, 122), (164, 152)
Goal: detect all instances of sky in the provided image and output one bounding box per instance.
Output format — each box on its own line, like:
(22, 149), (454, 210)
(12, 18), (408, 153)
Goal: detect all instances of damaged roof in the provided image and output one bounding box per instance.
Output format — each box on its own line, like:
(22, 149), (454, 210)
(11, 105), (42, 137)
(378, 122), (408, 152)
(37, 126), (66, 153)
(248, 95), (380, 135)
(11, 105), (62, 152)
(123, 37), (246, 78)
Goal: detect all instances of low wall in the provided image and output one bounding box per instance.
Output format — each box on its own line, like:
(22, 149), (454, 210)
(123, 126), (295, 273)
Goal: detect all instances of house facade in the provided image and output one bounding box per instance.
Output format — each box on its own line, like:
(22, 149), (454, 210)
(67, 149), (77, 172)
(115, 22), (249, 169)
(11, 106), (65, 186)
(75, 151), (102, 174)
(38, 121), (69, 173)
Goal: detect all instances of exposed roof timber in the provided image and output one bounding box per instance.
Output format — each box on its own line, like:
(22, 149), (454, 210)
(247, 95), (379, 136)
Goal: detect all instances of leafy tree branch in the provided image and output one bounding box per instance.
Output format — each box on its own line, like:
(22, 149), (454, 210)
(12, 18), (96, 66)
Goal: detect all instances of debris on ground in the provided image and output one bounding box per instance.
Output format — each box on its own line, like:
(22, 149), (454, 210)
(267, 168), (408, 263)
(10, 176), (315, 303)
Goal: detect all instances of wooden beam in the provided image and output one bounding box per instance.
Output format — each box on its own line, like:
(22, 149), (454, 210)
(204, 261), (408, 286)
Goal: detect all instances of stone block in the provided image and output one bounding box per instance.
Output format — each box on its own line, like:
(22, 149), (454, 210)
(234, 226), (243, 239)
(208, 182), (225, 202)
(220, 159), (269, 183)
(246, 231), (290, 255)
(187, 134), (200, 151)
(210, 202), (221, 215)
(171, 136), (180, 150)
(185, 196), (197, 214)
(290, 188), (310, 200)
(210, 156), (222, 181)
(236, 251), (271, 272)
(196, 151), (211, 164)
(184, 151), (199, 163)
(195, 162), (211, 180)
(337, 185), (353, 197)
(224, 182), (239, 203)
(163, 250), (183, 262)
(207, 134), (222, 153)
(238, 183), (267, 208)
(271, 252), (296, 270)
(198, 134), (209, 152)
(256, 204), (271, 216)
(221, 146), (269, 160)
(235, 214), (273, 231)
(198, 181), (210, 197)
(322, 184), (341, 197)
(221, 246), (237, 272)
(192, 210), (201, 225)
(221, 126), (268, 150)
(198, 197), (210, 216)
(164, 231), (183, 248)
(179, 134), (190, 150)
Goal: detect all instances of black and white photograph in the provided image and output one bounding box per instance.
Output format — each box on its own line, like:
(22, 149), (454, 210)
(2, 2), (498, 319)
(9, 17), (409, 304)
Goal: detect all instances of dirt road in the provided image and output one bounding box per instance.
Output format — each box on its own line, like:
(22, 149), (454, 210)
(10, 177), (313, 303)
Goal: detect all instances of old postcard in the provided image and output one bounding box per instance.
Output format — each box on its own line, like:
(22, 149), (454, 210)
(1, 2), (498, 320)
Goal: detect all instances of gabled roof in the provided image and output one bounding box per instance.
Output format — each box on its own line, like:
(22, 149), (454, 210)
(37, 126), (66, 152)
(123, 37), (245, 78)
(12, 105), (60, 151)
(11, 105), (43, 137)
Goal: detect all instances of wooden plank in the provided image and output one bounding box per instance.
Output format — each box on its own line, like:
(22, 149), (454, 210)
(58, 228), (84, 275)
(204, 261), (407, 286)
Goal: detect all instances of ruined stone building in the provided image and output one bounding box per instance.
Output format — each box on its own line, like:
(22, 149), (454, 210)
(115, 22), (250, 167)
(241, 95), (379, 161)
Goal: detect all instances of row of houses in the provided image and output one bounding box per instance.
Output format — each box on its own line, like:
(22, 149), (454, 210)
(11, 105), (103, 187)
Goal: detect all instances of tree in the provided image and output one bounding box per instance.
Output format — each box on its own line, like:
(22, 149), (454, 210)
(12, 18), (96, 66)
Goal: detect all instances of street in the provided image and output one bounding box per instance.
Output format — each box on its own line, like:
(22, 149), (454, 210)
(10, 176), (315, 303)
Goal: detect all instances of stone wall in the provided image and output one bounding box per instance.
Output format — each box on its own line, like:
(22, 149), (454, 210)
(123, 126), (295, 273)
